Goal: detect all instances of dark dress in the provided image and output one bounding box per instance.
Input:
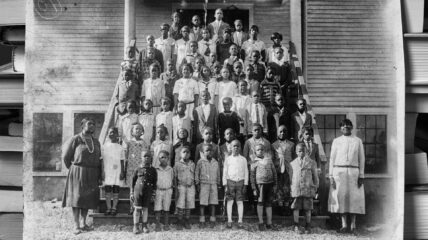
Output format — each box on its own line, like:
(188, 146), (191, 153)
(131, 166), (157, 208)
(62, 134), (101, 209)
(217, 111), (241, 145)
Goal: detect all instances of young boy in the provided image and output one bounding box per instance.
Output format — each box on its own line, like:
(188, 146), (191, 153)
(251, 144), (278, 231)
(232, 80), (251, 141)
(199, 28), (217, 64)
(232, 19), (249, 49)
(301, 126), (322, 167)
(195, 144), (221, 228)
(173, 146), (196, 230)
(231, 61), (246, 85)
(211, 61), (222, 82)
(156, 97), (174, 141)
(272, 125), (295, 209)
(145, 34), (164, 72)
(224, 44), (244, 73)
(243, 123), (272, 165)
(138, 99), (156, 144)
(160, 60), (179, 109)
(290, 143), (319, 234)
(194, 127), (220, 163)
(260, 65), (281, 109)
(154, 150), (174, 231)
(102, 127), (125, 216)
(291, 98), (313, 142)
(121, 45), (140, 84)
(141, 47), (162, 81)
(217, 97), (241, 145)
(119, 100), (139, 142)
(247, 91), (268, 136)
(219, 128), (237, 167)
(267, 94), (291, 142)
(223, 140), (248, 228)
(155, 23), (176, 70)
(192, 57), (204, 80)
(216, 28), (233, 64)
(114, 69), (140, 117)
(172, 128), (192, 166)
(182, 41), (205, 68)
(172, 101), (192, 144)
(151, 125), (173, 168)
(193, 90), (218, 144)
(131, 151), (157, 234)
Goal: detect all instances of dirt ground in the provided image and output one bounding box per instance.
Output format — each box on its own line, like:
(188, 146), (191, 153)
(24, 201), (387, 240)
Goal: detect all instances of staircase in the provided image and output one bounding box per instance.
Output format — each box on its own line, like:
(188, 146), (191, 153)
(91, 41), (330, 227)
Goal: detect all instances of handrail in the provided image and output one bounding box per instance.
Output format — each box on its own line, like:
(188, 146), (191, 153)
(289, 41), (328, 214)
(98, 74), (121, 144)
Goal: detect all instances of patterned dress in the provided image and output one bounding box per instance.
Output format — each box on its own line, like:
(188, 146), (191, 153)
(123, 138), (149, 186)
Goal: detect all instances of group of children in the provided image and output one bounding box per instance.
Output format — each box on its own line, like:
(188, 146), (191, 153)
(103, 8), (324, 235)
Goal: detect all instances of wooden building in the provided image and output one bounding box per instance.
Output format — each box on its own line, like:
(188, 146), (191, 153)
(23, 0), (404, 236)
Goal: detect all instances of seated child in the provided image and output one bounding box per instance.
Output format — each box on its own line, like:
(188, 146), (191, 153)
(195, 144), (221, 228)
(251, 144), (278, 231)
(172, 101), (192, 144)
(156, 97), (174, 141)
(217, 67), (237, 112)
(154, 150), (174, 232)
(194, 127), (220, 163)
(138, 99), (155, 144)
(272, 125), (295, 209)
(197, 66), (219, 107)
(141, 63), (165, 115)
(198, 28), (217, 64)
(172, 128), (192, 166)
(173, 63), (199, 119)
(193, 90), (218, 144)
(267, 94), (291, 142)
(102, 127), (125, 216)
(260, 64), (281, 109)
(131, 151), (157, 234)
(223, 44), (244, 73)
(160, 60), (179, 110)
(223, 140), (249, 228)
(173, 146), (196, 230)
(291, 98), (313, 142)
(244, 64), (260, 95)
(290, 143), (319, 234)
(232, 80), (251, 141)
(217, 97), (241, 145)
(119, 100), (139, 143)
(247, 91), (268, 136)
(150, 125), (173, 168)
(114, 69), (139, 117)
(231, 61), (246, 85)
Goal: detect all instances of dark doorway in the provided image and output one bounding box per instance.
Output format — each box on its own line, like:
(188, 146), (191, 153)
(176, 7), (249, 31)
(415, 113), (428, 153)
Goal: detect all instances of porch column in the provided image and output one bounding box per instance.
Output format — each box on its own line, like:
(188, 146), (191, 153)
(289, 0), (302, 60)
(124, 0), (136, 57)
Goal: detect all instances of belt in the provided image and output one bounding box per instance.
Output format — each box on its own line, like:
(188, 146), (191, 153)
(178, 184), (194, 188)
(334, 165), (359, 168)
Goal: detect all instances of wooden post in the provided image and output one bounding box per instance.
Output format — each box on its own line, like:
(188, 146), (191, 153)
(290, 0), (302, 61)
(124, 0), (136, 58)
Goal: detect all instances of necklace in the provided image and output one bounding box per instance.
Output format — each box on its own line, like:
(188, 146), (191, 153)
(82, 134), (94, 154)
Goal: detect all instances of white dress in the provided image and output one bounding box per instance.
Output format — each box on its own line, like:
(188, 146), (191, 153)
(102, 141), (124, 187)
(328, 135), (366, 214)
(141, 78), (165, 115)
(173, 77), (199, 120)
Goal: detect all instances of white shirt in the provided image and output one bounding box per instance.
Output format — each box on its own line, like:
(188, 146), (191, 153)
(138, 113), (155, 145)
(119, 113), (138, 142)
(329, 135), (365, 178)
(156, 111), (174, 141)
(223, 155), (249, 185)
(172, 115), (192, 144)
(175, 38), (191, 70)
(298, 111), (307, 124)
(174, 78), (199, 102)
(150, 139), (173, 168)
(154, 37), (175, 67)
(141, 78), (165, 107)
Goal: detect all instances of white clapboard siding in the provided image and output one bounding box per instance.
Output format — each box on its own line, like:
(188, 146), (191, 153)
(0, 152), (22, 187)
(405, 39), (428, 84)
(0, 0), (25, 26)
(0, 79), (23, 105)
(0, 190), (23, 212)
(0, 136), (23, 152)
(0, 214), (23, 240)
(306, 0), (395, 108)
(27, 0), (290, 106)
(405, 191), (428, 239)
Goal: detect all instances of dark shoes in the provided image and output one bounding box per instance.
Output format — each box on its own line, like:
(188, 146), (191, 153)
(258, 223), (266, 231)
(184, 219), (191, 229)
(142, 223), (149, 233)
(226, 222), (233, 229)
(337, 227), (348, 233)
(133, 224), (140, 234)
(155, 223), (162, 232)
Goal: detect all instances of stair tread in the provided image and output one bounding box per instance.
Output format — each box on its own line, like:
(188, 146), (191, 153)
(91, 213), (329, 219)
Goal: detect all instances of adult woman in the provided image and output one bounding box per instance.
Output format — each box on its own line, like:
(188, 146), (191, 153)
(328, 119), (365, 234)
(170, 12), (183, 41)
(62, 118), (102, 235)
(241, 25), (266, 65)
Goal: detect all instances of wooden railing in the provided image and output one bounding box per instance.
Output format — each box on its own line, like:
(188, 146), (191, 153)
(98, 75), (121, 145)
(289, 41), (328, 214)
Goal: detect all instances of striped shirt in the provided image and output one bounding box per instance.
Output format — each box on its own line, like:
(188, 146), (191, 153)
(260, 79), (281, 107)
(250, 157), (277, 190)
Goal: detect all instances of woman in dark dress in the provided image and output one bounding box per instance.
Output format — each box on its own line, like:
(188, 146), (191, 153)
(62, 118), (102, 235)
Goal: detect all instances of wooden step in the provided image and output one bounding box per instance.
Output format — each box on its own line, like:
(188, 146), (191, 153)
(91, 213), (329, 228)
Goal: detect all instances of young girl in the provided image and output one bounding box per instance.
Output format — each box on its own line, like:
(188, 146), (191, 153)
(245, 64), (260, 94)
(173, 63), (199, 119)
(119, 100), (139, 143)
(173, 146), (196, 230)
(198, 28), (216, 64)
(175, 26), (191, 71)
(138, 99), (155, 145)
(217, 67), (237, 113)
(160, 60), (179, 109)
(198, 66), (219, 106)
(231, 61), (246, 85)
(102, 127), (125, 216)
(150, 125), (173, 168)
(182, 41), (205, 70)
(290, 143), (319, 234)
(266, 32), (289, 64)
(249, 50), (266, 82)
(141, 48), (161, 81)
(172, 128), (192, 166)
(172, 101), (192, 144)
(211, 61), (222, 82)
(141, 63), (165, 115)
(241, 25), (266, 65)
(232, 80), (251, 139)
(156, 97), (174, 141)
(155, 23), (176, 69)
(131, 151), (157, 234)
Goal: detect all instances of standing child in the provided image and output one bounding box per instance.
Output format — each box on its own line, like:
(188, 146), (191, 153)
(192, 57), (205, 81)
(141, 48), (161, 81)
(198, 28), (217, 64)
(217, 97), (241, 145)
(151, 125), (173, 168)
(232, 80), (251, 141)
(260, 65), (281, 109)
(173, 146), (196, 230)
(247, 91), (268, 136)
(251, 144), (278, 231)
(141, 63), (165, 115)
(102, 127), (125, 216)
(241, 25), (266, 65)
(223, 140), (249, 228)
(231, 61), (246, 85)
(194, 127), (220, 163)
(160, 60), (179, 109)
(290, 143), (319, 234)
(198, 66), (219, 107)
(145, 35), (164, 72)
(224, 44), (244, 73)
(182, 41), (205, 70)
(119, 100), (139, 143)
(266, 32), (289, 64)
(219, 128), (237, 168)
(114, 69), (140, 117)
(211, 61), (222, 82)
(267, 94), (291, 142)
(195, 144), (221, 228)
(172, 101), (192, 144)
(301, 126), (321, 167)
(269, 46), (291, 94)
(216, 28), (234, 64)
(272, 125), (295, 210)
(155, 23), (176, 70)
(245, 64), (260, 95)
(249, 50), (266, 83)
(193, 90), (218, 144)
(138, 99), (155, 145)
(290, 98), (313, 142)
(156, 97), (174, 141)
(175, 26), (191, 71)
(154, 150), (174, 231)
(131, 151), (157, 234)
(173, 63), (199, 119)
(232, 19), (249, 49)
(172, 128), (192, 166)
(217, 67), (238, 112)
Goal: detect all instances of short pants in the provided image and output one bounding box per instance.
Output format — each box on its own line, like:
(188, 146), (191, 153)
(176, 185), (195, 209)
(225, 179), (245, 201)
(154, 188), (173, 211)
(256, 183), (274, 207)
(291, 197), (313, 210)
(199, 183), (219, 206)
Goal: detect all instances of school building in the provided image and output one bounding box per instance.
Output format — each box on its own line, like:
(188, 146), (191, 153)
(22, 0), (404, 236)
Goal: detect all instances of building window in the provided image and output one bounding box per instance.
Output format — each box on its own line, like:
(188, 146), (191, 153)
(33, 113), (63, 172)
(356, 115), (387, 174)
(317, 114), (346, 159)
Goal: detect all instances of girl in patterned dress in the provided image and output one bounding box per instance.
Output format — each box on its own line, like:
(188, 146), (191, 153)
(141, 63), (165, 116)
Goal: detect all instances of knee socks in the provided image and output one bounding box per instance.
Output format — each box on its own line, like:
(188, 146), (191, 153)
(142, 208), (149, 223)
(105, 192), (112, 210)
(227, 200), (234, 223)
(237, 201), (244, 223)
(257, 205), (264, 224)
(266, 207), (272, 225)
(112, 193), (119, 210)
(133, 210), (141, 225)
